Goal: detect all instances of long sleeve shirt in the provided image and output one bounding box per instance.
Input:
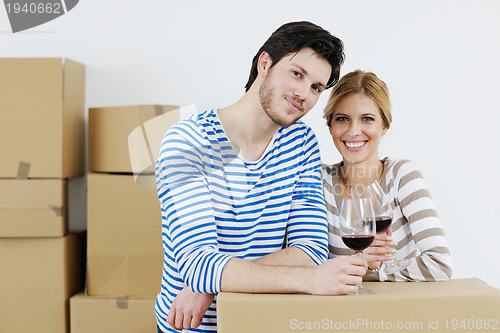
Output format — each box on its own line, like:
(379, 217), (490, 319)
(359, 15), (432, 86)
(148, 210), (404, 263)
(155, 109), (329, 332)
(322, 158), (452, 282)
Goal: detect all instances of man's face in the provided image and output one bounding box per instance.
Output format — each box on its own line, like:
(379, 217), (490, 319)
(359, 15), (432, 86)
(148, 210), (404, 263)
(259, 47), (331, 127)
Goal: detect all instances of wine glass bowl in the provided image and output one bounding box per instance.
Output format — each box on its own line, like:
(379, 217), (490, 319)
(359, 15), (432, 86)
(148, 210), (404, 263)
(339, 198), (376, 295)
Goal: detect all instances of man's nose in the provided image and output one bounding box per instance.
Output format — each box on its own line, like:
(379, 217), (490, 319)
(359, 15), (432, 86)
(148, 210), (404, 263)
(293, 82), (309, 102)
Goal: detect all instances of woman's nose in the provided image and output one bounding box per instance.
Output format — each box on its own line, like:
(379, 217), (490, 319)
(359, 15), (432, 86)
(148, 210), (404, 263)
(348, 122), (361, 136)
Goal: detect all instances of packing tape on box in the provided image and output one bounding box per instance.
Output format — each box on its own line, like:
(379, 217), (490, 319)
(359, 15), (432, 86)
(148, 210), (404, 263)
(155, 105), (163, 117)
(48, 205), (64, 216)
(16, 162), (30, 179)
(140, 124), (155, 164)
(116, 297), (128, 309)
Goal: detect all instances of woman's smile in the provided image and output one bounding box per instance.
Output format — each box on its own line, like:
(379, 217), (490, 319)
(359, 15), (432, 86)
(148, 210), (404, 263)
(330, 93), (388, 165)
(344, 140), (367, 150)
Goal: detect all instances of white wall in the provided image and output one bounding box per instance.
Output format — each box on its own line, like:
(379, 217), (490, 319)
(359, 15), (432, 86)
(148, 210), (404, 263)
(1, 0), (499, 289)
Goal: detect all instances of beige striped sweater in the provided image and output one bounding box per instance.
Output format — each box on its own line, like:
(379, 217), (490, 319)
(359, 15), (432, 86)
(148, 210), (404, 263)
(322, 158), (452, 282)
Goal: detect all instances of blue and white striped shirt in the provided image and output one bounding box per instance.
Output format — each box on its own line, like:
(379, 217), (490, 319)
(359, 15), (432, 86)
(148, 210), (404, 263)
(155, 109), (328, 332)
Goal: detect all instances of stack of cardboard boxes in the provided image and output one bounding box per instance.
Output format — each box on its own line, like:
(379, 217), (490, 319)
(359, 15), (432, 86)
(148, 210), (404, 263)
(70, 105), (180, 332)
(0, 58), (86, 333)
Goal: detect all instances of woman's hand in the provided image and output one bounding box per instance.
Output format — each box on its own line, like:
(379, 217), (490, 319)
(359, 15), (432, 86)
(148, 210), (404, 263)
(362, 228), (397, 272)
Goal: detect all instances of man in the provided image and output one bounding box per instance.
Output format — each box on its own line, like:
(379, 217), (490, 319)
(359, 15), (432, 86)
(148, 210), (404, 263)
(155, 21), (367, 332)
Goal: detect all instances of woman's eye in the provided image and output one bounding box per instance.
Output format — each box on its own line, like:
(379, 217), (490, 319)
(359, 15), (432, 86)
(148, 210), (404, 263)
(362, 116), (375, 122)
(335, 116), (348, 122)
(292, 70), (302, 78)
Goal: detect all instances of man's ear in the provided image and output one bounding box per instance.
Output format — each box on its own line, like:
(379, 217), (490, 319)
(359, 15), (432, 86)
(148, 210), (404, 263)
(257, 52), (272, 78)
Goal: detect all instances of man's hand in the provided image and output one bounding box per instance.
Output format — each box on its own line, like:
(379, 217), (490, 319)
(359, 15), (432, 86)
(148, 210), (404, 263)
(308, 255), (367, 295)
(167, 287), (215, 331)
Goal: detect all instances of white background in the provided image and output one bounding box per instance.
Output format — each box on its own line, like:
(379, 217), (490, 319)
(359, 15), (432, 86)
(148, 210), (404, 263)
(1, 1), (499, 289)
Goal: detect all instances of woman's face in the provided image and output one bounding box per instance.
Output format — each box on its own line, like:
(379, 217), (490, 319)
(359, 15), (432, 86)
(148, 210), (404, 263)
(329, 93), (388, 165)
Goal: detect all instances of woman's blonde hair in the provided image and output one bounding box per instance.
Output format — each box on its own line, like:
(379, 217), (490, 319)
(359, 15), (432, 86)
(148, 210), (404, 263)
(323, 70), (392, 128)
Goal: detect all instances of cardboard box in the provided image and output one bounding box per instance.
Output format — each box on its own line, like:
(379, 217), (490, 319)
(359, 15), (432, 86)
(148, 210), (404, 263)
(0, 233), (85, 333)
(88, 105), (179, 173)
(70, 292), (157, 333)
(217, 278), (500, 332)
(0, 58), (85, 178)
(87, 172), (163, 297)
(0, 178), (67, 237)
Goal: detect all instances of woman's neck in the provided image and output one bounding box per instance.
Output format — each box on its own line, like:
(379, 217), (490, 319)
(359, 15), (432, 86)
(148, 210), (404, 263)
(339, 159), (384, 198)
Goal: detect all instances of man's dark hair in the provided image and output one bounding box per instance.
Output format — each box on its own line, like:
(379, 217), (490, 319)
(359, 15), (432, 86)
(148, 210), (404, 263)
(244, 21), (345, 92)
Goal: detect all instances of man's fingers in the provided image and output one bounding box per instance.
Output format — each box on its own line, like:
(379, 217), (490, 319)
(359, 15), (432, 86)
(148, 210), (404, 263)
(167, 306), (176, 329)
(192, 313), (204, 329)
(348, 255), (368, 269)
(342, 283), (359, 294)
(342, 257), (367, 276)
(348, 274), (363, 286)
(183, 314), (192, 330)
(346, 262), (366, 277)
(174, 309), (184, 331)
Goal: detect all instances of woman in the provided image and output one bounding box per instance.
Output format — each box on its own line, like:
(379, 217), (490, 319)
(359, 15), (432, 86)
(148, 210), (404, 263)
(322, 70), (452, 282)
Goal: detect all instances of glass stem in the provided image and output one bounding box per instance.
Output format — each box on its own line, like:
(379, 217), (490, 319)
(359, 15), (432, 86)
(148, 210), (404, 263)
(355, 251), (364, 291)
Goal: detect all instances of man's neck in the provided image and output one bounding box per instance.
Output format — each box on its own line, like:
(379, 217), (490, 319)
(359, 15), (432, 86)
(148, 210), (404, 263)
(218, 89), (280, 162)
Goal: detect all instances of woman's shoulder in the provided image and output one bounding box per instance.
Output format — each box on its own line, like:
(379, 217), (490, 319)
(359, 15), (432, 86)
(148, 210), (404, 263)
(385, 158), (427, 188)
(386, 158), (422, 174)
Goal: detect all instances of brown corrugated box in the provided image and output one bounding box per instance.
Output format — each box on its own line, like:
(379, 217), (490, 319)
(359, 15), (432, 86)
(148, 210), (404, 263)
(0, 178), (67, 237)
(0, 233), (85, 333)
(86, 172), (162, 297)
(217, 278), (500, 332)
(70, 292), (157, 333)
(88, 105), (179, 173)
(0, 58), (85, 178)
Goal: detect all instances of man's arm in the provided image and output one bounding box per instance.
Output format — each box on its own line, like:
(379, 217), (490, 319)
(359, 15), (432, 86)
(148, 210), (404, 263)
(221, 255), (366, 295)
(284, 128), (330, 264)
(253, 246), (317, 266)
(168, 254), (367, 330)
(157, 126), (234, 295)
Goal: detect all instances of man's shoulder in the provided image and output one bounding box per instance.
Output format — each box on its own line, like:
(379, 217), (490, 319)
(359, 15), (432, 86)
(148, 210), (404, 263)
(286, 119), (312, 131)
(278, 120), (315, 139)
(167, 109), (217, 134)
(176, 109), (216, 125)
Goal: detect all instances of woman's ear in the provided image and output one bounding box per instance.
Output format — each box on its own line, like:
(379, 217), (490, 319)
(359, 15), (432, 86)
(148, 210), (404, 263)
(382, 126), (389, 135)
(257, 52), (272, 78)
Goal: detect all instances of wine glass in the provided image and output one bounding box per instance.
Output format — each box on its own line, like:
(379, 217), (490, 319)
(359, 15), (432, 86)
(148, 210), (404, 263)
(351, 181), (410, 274)
(339, 198), (376, 295)
(379, 204), (411, 274)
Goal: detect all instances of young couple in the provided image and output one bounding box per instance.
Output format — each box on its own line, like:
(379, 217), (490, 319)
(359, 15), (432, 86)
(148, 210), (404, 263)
(155, 21), (452, 332)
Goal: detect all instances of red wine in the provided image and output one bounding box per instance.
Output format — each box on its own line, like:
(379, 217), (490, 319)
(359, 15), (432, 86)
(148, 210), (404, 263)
(376, 216), (392, 233)
(341, 235), (375, 251)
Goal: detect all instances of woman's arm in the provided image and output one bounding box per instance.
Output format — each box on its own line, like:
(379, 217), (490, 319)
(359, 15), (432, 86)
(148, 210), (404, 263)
(379, 159), (452, 282)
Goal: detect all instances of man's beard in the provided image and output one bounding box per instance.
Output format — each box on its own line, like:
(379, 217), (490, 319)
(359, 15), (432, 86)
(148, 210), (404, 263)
(259, 70), (303, 128)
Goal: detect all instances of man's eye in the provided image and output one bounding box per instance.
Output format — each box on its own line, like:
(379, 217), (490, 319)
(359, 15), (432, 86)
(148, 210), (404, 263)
(312, 85), (322, 93)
